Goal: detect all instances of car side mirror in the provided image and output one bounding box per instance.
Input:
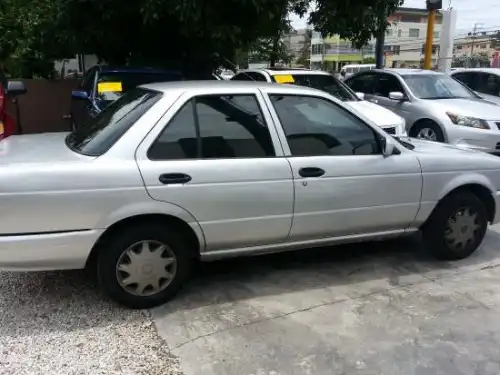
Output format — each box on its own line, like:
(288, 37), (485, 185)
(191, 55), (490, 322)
(72, 90), (89, 100)
(6, 80), (27, 96)
(356, 92), (365, 100)
(388, 91), (405, 101)
(380, 135), (397, 157)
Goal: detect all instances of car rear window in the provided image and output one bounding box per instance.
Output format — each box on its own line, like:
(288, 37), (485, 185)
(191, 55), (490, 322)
(66, 88), (162, 156)
(96, 71), (183, 103)
(271, 74), (358, 101)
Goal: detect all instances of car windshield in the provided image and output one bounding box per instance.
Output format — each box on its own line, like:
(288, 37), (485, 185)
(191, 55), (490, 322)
(96, 71), (183, 103)
(275, 74), (358, 101)
(401, 74), (477, 100)
(66, 88), (162, 156)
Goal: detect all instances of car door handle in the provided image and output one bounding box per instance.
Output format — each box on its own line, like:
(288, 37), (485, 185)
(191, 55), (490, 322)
(299, 167), (325, 178)
(369, 99), (378, 103)
(158, 173), (192, 184)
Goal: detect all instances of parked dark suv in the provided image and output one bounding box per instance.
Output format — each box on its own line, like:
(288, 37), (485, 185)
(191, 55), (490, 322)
(69, 66), (184, 130)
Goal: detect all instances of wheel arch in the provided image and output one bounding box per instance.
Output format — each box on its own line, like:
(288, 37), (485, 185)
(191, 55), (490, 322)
(409, 118), (447, 142)
(424, 181), (496, 229)
(86, 200), (206, 270)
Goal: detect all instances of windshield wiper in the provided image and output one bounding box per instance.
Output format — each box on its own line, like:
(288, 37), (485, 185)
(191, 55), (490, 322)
(393, 136), (415, 150)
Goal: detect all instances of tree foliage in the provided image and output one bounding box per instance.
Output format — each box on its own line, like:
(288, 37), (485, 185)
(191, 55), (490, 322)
(0, 0), (404, 78)
(452, 52), (491, 69)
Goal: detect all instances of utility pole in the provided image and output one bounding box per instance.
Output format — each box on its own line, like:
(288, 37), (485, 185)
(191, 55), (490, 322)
(424, 0), (442, 69)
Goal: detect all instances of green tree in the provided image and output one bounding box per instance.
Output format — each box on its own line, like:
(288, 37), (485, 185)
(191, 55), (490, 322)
(0, 0), (405, 78)
(294, 0), (405, 48)
(362, 57), (376, 64)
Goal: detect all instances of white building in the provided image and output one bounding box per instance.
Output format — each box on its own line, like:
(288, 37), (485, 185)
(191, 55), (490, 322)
(384, 7), (443, 67)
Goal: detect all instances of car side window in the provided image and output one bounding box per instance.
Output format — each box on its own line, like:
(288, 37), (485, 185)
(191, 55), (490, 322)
(345, 74), (376, 94)
(374, 74), (405, 97)
(452, 72), (476, 90)
(148, 94), (276, 160)
(270, 94), (381, 157)
(476, 73), (500, 97)
(248, 72), (268, 82)
(231, 73), (252, 81)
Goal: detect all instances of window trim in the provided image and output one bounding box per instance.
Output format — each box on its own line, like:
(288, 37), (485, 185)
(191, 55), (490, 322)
(146, 93), (283, 161)
(267, 93), (384, 158)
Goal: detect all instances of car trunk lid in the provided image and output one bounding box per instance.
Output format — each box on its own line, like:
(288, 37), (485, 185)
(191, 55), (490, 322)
(0, 132), (94, 166)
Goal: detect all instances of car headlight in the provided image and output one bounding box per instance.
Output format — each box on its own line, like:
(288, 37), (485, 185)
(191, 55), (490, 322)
(446, 112), (489, 129)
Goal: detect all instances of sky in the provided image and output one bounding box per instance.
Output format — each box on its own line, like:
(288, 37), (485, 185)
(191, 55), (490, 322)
(290, 0), (500, 36)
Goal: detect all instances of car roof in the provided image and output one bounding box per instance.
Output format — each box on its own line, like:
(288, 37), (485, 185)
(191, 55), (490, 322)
(450, 68), (500, 75)
(373, 68), (440, 76)
(142, 80), (325, 94)
(96, 65), (183, 75)
(238, 68), (331, 76)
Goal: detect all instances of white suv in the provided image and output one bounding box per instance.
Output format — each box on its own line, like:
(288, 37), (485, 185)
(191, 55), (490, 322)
(231, 68), (406, 136)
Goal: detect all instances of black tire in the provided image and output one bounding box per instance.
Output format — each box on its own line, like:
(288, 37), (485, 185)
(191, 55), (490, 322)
(97, 223), (194, 309)
(422, 192), (488, 260)
(410, 120), (445, 142)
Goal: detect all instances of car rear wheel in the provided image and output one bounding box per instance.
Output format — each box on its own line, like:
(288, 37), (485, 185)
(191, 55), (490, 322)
(422, 192), (488, 260)
(97, 223), (194, 309)
(410, 121), (444, 142)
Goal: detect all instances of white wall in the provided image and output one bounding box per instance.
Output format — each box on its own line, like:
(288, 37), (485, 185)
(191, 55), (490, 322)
(385, 21), (442, 64)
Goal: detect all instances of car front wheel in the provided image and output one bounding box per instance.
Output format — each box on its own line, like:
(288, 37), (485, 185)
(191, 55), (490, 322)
(422, 192), (488, 260)
(410, 121), (444, 142)
(97, 224), (194, 309)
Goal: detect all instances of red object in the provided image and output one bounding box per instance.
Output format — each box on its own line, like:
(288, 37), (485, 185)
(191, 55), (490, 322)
(0, 83), (15, 141)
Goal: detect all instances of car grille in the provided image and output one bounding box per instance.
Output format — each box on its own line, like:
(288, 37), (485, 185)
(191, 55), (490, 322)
(384, 127), (396, 135)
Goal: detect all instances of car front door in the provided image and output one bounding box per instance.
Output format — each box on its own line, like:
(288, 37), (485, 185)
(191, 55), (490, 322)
(370, 73), (412, 118)
(135, 88), (294, 253)
(264, 91), (422, 240)
(71, 68), (97, 128)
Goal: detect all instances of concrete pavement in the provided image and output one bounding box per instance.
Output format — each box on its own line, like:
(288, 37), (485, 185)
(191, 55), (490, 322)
(152, 226), (500, 375)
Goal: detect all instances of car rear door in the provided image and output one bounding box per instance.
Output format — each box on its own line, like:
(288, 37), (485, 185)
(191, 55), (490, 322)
(135, 87), (294, 253)
(262, 88), (422, 240)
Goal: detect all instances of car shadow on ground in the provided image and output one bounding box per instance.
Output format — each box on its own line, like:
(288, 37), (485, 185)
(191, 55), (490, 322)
(160, 230), (500, 313)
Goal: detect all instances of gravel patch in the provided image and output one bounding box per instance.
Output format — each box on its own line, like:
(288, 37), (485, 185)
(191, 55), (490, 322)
(0, 270), (183, 375)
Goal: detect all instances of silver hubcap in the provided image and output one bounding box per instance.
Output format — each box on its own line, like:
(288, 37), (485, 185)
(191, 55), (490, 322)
(444, 207), (481, 251)
(417, 127), (438, 141)
(116, 240), (177, 297)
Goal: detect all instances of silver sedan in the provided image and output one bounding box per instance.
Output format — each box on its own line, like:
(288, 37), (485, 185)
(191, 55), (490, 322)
(345, 69), (500, 154)
(1, 80), (500, 309)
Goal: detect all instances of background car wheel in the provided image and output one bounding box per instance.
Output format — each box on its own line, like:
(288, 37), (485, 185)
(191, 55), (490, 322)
(422, 192), (488, 260)
(410, 120), (444, 142)
(97, 223), (194, 309)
